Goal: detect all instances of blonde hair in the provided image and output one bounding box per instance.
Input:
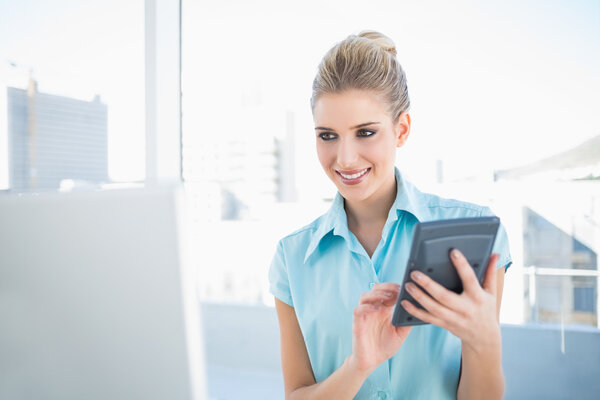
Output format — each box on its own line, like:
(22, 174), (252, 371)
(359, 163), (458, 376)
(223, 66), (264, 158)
(310, 30), (410, 122)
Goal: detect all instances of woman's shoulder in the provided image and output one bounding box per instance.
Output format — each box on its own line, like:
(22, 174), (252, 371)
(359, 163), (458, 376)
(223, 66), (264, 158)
(269, 212), (335, 269)
(406, 182), (494, 221)
(276, 212), (328, 248)
(425, 193), (490, 216)
(397, 169), (494, 222)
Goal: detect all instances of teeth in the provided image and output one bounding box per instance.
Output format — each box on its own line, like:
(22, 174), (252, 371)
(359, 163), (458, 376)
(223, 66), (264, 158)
(339, 169), (369, 179)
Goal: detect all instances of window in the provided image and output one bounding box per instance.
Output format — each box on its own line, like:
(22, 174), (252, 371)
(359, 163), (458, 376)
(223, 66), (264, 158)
(574, 281), (596, 314)
(181, 0), (600, 330)
(0, 1), (145, 192)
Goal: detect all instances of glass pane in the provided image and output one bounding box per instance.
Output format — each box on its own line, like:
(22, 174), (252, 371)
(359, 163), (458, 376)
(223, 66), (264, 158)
(180, 3), (599, 399)
(0, 1), (145, 192)
(525, 275), (597, 327)
(181, 0), (600, 333)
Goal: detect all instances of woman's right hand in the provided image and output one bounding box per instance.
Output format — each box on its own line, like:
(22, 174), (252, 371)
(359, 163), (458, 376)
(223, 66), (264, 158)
(350, 282), (412, 374)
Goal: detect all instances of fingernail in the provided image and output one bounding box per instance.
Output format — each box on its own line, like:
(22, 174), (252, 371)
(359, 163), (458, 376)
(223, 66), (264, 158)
(411, 271), (424, 281)
(451, 249), (461, 259)
(384, 291), (393, 297)
(401, 300), (410, 308)
(405, 282), (415, 292)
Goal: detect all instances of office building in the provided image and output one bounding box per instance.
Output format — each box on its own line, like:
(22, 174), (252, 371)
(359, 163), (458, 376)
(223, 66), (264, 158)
(4, 78), (108, 191)
(495, 135), (600, 327)
(183, 105), (296, 220)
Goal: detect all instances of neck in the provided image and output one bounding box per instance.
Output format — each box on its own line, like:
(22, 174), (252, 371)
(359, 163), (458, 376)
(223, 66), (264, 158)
(344, 172), (397, 230)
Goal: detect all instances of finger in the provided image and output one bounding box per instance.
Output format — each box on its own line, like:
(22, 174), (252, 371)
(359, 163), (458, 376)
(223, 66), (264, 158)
(373, 288), (400, 305)
(404, 282), (457, 322)
(372, 286), (401, 298)
(371, 282), (401, 292)
(450, 249), (480, 293)
(409, 270), (463, 310)
(359, 285), (400, 303)
(359, 290), (398, 307)
(353, 304), (382, 320)
(400, 300), (447, 329)
(482, 253), (500, 294)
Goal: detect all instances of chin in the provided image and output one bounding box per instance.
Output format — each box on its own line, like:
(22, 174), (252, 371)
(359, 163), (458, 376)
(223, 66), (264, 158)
(336, 184), (373, 203)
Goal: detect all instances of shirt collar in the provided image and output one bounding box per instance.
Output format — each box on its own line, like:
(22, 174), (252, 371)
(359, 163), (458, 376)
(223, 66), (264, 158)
(303, 167), (431, 263)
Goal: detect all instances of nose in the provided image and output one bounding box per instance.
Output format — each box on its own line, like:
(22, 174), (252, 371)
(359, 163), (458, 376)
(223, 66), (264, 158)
(336, 137), (359, 168)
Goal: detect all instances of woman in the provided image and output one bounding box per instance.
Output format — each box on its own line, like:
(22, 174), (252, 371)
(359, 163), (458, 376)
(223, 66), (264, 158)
(269, 30), (512, 399)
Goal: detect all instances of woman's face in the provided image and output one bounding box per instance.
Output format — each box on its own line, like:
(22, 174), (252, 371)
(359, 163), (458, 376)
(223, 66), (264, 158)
(312, 89), (410, 204)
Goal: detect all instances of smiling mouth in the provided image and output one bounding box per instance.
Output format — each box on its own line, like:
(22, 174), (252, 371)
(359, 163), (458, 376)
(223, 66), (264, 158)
(335, 168), (371, 183)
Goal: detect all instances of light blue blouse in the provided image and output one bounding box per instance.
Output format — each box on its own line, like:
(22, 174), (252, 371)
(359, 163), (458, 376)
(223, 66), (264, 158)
(269, 167), (512, 400)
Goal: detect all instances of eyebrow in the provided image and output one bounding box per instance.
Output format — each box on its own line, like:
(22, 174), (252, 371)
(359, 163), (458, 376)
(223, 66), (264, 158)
(315, 121), (381, 131)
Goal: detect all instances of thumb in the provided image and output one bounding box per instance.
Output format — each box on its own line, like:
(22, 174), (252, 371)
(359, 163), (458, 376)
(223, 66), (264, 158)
(482, 253), (499, 294)
(394, 325), (412, 341)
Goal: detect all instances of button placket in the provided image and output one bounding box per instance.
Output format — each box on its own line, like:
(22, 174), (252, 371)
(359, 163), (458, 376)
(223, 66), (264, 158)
(355, 252), (378, 291)
(368, 260), (378, 290)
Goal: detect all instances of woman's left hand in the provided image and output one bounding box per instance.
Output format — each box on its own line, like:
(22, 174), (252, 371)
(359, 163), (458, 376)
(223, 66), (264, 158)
(400, 249), (501, 354)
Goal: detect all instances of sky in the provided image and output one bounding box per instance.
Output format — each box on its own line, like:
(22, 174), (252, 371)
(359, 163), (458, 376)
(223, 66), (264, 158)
(0, 0), (599, 191)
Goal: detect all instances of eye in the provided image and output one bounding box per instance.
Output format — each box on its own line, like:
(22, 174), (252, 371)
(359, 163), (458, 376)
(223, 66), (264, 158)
(357, 129), (377, 138)
(318, 132), (337, 141)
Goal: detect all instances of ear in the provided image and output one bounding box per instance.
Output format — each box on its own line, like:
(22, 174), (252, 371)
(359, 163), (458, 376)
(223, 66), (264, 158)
(395, 112), (411, 148)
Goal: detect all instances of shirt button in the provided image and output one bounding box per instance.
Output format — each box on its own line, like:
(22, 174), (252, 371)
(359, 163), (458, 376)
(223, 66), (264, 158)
(369, 282), (375, 289)
(377, 391), (387, 399)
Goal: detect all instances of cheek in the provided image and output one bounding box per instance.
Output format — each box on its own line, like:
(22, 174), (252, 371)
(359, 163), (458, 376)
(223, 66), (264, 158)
(363, 138), (395, 164)
(316, 143), (335, 169)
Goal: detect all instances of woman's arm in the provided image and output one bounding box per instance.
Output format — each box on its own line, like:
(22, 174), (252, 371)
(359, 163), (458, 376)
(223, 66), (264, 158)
(274, 298), (370, 399)
(274, 282), (412, 400)
(400, 251), (505, 400)
(455, 267), (505, 400)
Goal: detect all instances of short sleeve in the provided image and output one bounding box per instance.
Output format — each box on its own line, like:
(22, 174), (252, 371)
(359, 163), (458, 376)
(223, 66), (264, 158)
(480, 206), (513, 272)
(268, 240), (294, 306)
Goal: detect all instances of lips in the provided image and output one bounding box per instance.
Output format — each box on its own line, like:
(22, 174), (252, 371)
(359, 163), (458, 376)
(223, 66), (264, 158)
(336, 168), (370, 185)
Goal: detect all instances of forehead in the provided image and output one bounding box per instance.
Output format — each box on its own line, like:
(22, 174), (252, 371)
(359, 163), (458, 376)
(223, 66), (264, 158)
(313, 90), (390, 128)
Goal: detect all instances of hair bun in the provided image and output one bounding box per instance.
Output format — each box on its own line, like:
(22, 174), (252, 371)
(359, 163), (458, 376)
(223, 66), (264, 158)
(357, 30), (397, 56)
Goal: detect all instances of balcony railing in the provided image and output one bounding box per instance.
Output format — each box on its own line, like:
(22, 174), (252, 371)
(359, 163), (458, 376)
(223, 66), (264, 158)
(523, 265), (600, 329)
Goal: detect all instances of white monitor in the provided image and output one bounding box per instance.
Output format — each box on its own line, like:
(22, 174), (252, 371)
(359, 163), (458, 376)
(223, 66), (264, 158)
(0, 185), (207, 400)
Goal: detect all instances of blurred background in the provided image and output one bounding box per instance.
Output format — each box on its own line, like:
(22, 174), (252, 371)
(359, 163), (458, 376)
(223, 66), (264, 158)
(1, 0), (599, 399)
